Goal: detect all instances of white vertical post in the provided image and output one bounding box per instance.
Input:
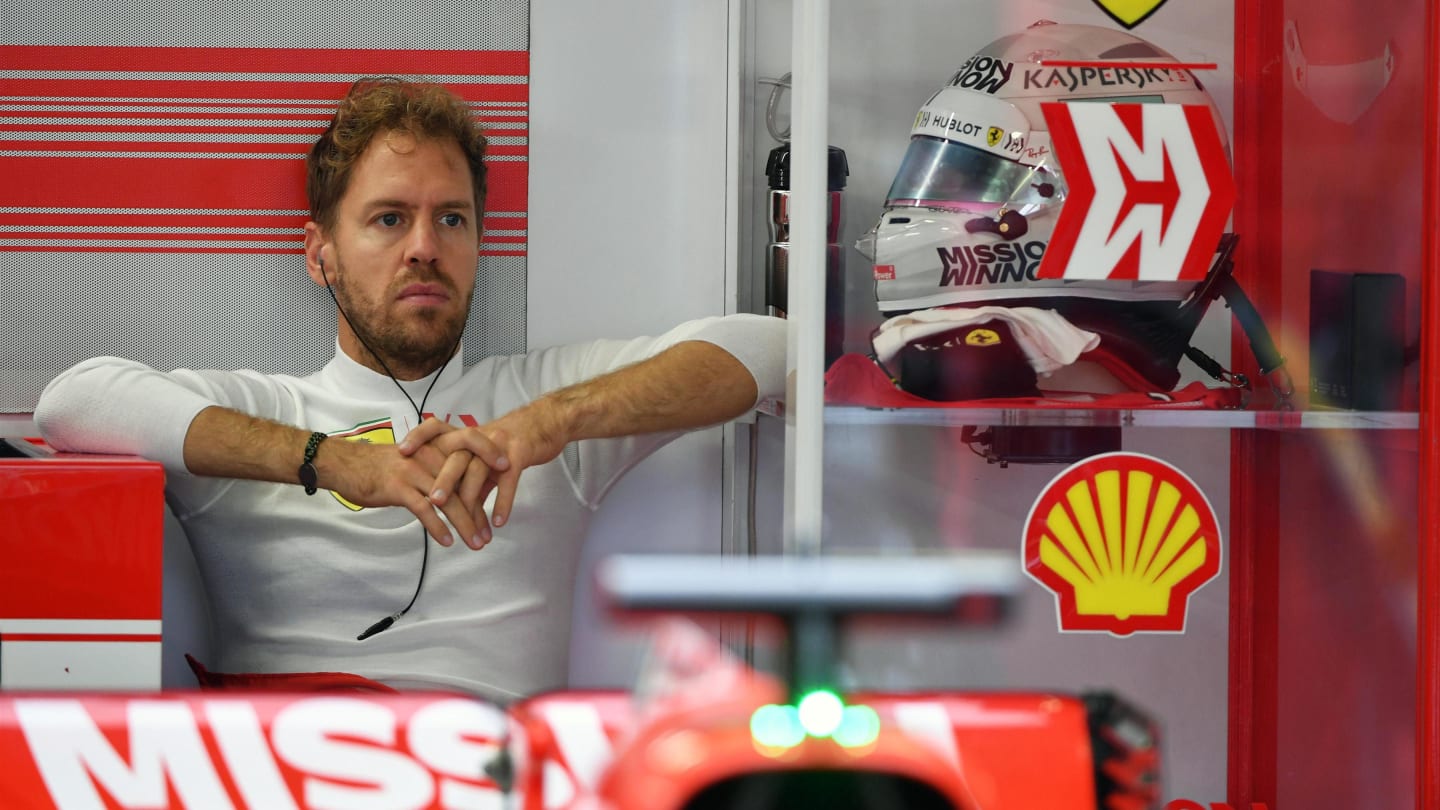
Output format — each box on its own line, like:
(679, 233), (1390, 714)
(721, 0), (749, 559)
(782, 0), (828, 557)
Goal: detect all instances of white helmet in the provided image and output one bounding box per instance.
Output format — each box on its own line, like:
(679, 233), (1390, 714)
(862, 21), (1230, 315)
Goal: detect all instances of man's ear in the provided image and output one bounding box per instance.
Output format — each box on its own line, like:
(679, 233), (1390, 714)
(303, 222), (330, 287)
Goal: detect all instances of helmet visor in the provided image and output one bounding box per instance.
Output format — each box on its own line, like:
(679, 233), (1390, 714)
(885, 135), (1055, 211)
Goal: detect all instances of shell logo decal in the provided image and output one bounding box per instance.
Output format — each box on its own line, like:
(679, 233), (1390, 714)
(1023, 452), (1221, 635)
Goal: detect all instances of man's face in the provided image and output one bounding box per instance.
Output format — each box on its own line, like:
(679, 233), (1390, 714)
(312, 130), (479, 378)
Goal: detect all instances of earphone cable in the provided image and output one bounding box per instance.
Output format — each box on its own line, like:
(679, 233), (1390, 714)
(319, 260), (465, 641)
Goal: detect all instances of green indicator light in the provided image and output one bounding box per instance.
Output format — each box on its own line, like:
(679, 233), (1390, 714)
(834, 704), (881, 748)
(751, 704), (805, 749)
(797, 689), (845, 738)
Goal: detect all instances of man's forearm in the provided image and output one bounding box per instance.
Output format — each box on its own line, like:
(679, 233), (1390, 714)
(183, 407), (485, 547)
(530, 340), (759, 443)
(393, 337), (771, 534)
(182, 405), (327, 486)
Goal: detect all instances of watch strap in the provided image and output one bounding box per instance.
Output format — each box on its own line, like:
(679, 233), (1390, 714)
(299, 431), (328, 495)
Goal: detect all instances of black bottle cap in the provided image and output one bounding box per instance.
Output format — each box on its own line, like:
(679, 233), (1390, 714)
(765, 143), (849, 191)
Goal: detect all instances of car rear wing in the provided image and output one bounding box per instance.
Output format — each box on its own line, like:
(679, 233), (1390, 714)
(597, 552), (1021, 697)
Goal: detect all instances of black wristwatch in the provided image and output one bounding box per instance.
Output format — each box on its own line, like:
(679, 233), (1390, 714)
(298, 431), (328, 495)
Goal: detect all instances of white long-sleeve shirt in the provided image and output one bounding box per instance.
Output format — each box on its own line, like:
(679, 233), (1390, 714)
(35, 314), (786, 702)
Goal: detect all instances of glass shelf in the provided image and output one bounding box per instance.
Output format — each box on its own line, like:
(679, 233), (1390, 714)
(823, 405), (1419, 431)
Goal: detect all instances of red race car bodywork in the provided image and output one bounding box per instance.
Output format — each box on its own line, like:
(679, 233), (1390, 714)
(0, 555), (1159, 809)
(0, 687), (1108, 809)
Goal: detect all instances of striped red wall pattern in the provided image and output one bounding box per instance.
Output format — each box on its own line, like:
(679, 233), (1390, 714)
(0, 46), (528, 256)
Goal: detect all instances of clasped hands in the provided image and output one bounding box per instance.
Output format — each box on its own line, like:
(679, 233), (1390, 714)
(339, 405), (566, 550)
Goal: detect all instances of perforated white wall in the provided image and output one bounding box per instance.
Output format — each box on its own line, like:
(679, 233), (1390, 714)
(1, 3), (531, 411)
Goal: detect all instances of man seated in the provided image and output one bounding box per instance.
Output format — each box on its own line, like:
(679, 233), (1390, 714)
(35, 77), (786, 703)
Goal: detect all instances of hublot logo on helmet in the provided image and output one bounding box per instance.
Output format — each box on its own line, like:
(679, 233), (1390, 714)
(938, 241), (1048, 286)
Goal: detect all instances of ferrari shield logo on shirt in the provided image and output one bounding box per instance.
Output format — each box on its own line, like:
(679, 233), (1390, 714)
(1023, 452), (1221, 636)
(328, 419), (397, 511)
(324, 413), (485, 510)
(1036, 102), (1234, 283)
(1090, 0), (1171, 29)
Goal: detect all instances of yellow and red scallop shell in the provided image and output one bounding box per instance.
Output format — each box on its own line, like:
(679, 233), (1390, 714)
(1023, 452), (1221, 635)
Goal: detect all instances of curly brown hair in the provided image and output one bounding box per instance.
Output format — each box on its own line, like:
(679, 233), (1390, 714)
(307, 77), (488, 231)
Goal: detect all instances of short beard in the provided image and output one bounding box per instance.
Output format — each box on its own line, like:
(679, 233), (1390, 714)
(330, 264), (472, 378)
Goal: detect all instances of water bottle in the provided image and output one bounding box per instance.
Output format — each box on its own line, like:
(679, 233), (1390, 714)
(765, 142), (849, 368)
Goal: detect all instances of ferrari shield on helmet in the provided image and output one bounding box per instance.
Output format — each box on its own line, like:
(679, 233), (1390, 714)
(862, 21), (1230, 315)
